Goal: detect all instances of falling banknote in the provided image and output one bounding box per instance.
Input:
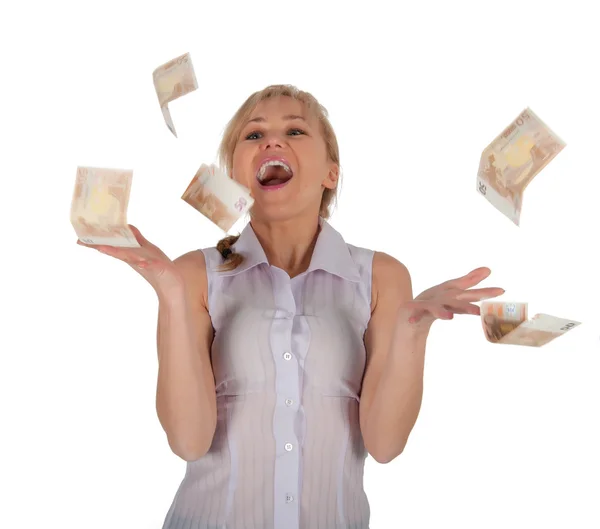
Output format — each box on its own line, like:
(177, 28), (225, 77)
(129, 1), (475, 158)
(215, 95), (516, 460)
(480, 301), (580, 347)
(181, 164), (254, 232)
(70, 166), (140, 247)
(152, 52), (198, 137)
(476, 108), (566, 225)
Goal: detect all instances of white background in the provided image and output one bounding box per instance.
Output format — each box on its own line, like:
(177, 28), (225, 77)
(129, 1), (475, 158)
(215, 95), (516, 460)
(2, 1), (599, 528)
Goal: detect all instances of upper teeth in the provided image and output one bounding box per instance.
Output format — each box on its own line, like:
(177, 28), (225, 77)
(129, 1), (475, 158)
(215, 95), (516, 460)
(257, 160), (292, 181)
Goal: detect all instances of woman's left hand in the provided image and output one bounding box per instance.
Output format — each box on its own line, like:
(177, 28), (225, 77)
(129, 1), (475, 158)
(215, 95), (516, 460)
(403, 267), (505, 326)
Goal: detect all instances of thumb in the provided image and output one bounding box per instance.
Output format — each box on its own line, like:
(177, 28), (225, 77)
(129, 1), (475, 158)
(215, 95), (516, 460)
(128, 224), (148, 245)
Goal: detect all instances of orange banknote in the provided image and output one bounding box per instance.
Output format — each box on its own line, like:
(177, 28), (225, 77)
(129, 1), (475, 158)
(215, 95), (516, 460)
(480, 302), (580, 347)
(152, 52), (198, 137)
(70, 166), (140, 247)
(476, 108), (566, 225)
(182, 164), (254, 232)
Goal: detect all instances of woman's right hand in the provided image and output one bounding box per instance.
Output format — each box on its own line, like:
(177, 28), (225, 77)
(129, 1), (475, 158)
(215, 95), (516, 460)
(76, 225), (185, 297)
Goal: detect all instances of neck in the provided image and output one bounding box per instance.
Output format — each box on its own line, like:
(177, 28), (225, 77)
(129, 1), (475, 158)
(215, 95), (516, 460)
(250, 212), (322, 278)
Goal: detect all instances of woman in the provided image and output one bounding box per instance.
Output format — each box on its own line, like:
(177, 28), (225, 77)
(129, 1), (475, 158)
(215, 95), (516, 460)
(78, 85), (504, 529)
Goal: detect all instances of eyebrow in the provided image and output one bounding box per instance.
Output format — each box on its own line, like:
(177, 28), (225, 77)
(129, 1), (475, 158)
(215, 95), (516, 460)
(245, 114), (307, 124)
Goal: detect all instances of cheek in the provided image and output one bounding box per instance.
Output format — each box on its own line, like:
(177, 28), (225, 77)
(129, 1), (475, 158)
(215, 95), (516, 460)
(231, 152), (250, 184)
(303, 160), (330, 184)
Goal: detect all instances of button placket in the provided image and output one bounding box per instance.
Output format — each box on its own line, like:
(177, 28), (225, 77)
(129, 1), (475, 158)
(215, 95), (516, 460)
(270, 268), (301, 528)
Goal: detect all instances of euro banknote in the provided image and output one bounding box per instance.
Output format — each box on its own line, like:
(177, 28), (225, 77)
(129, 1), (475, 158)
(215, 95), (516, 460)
(181, 164), (254, 232)
(70, 166), (140, 247)
(152, 52), (198, 137)
(480, 301), (580, 347)
(476, 108), (566, 225)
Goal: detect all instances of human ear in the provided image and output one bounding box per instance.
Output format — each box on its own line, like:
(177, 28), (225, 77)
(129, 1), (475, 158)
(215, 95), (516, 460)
(322, 164), (339, 190)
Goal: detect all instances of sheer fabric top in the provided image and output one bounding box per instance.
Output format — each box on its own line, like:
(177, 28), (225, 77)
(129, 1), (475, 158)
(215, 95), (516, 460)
(162, 217), (374, 529)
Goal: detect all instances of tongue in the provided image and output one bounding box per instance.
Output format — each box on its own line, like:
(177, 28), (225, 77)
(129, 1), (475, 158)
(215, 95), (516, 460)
(260, 165), (291, 187)
(263, 177), (288, 186)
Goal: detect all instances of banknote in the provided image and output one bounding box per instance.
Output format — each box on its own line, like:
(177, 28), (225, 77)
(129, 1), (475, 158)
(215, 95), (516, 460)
(480, 302), (580, 347)
(476, 108), (566, 225)
(181, 164), (254, 232)
(152, 52), (198, 137)
(71, 166), (140, 247)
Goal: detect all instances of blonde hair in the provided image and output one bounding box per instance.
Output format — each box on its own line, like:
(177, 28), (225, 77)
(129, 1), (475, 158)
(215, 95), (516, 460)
(215, 84), (341, 271)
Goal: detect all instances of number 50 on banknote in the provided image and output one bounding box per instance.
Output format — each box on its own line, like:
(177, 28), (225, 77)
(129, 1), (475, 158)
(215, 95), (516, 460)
(181, 164), (254, 233)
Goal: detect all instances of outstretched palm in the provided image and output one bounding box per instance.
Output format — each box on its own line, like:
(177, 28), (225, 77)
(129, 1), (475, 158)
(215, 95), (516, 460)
(404, 267), (504, 325)
(76, 225), (184, 296)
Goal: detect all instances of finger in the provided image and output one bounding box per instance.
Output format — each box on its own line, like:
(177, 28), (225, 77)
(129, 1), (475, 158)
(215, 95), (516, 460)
(77, 228), (148, 252)
(128, 224), (143, 241)
(441, 267), (491, 290)
(455, 287), (505, 302)
(93, 244), (150, 264)
(78, 242), (113, 255)
(128, 224), (153, 248)
(76, 239), (119, 254)
(76, 239), (99, 249)
(94, 245), (126, 257)
(442, 301), (481, 316)
(77, 238), (160, 271)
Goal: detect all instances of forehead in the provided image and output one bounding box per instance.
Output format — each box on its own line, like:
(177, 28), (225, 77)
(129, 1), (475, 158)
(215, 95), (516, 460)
(247, 96), (316, 124)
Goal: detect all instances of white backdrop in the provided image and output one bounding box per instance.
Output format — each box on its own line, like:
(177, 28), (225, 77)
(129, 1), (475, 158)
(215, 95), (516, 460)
(2, 1), (599, 528)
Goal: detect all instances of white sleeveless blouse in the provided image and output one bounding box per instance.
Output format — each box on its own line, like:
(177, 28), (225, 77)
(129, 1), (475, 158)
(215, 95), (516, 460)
(162, 217), (374, 529)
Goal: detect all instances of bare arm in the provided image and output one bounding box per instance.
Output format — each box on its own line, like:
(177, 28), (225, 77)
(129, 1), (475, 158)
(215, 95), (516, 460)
(155, 250), (217, 462)
(360, 251), (424, 464)
(360, 256), (503, 464)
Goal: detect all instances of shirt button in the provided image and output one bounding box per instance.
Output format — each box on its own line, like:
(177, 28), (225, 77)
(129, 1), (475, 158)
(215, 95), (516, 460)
(286, 493), (294, 503)
(285, 398), (293, 406)
(284, 443), (293, 451)
(283, 352), (292, 360)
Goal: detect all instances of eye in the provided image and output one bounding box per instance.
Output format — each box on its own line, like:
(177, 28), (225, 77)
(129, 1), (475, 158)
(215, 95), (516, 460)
(245, 130), (261, 140)
(244, 128), (306, 141)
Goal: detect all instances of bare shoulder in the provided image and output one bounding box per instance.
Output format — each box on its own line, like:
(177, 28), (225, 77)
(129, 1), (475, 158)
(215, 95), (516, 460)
(371, 251), (413, 312)
(172, 250), (209, 309)
(173, 248), (207, 271)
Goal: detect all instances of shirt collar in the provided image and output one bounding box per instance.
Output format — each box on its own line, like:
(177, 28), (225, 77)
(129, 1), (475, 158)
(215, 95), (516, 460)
(215, 216), (361, 283)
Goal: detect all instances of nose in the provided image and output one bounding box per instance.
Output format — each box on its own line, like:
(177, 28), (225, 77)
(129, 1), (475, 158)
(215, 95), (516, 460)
(259, 131), (284, 151)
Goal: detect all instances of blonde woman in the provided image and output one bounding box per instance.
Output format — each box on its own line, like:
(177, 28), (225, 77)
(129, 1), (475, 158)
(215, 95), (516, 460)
(78, 85), (504, 528)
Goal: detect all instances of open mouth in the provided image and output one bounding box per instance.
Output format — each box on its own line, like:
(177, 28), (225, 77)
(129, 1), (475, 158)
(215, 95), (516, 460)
(256, 159), (294, 188)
